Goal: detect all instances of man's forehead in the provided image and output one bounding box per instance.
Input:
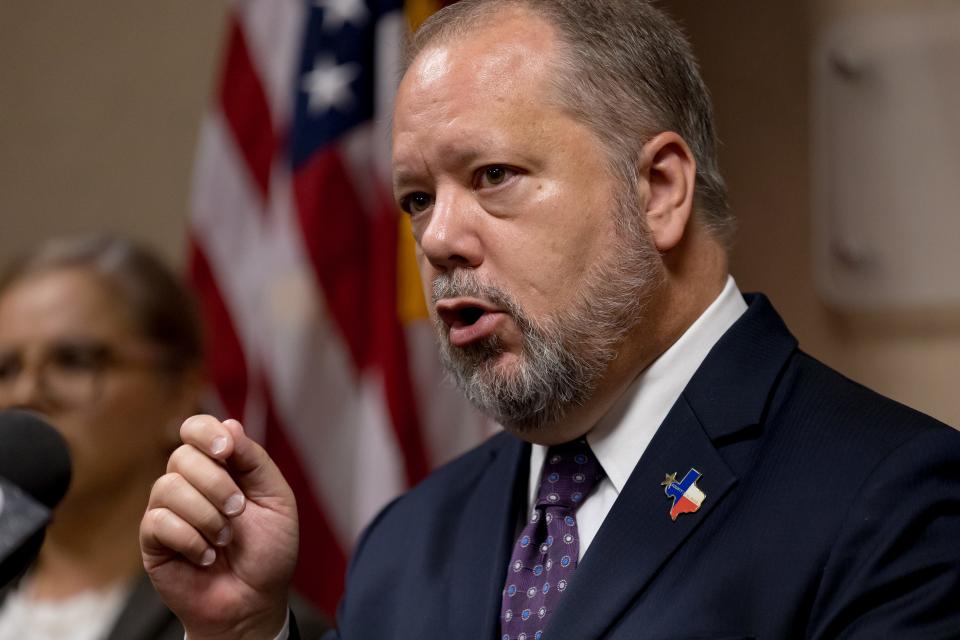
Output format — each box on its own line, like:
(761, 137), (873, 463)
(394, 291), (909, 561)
(405, 47), (452, 92)
(391, 8), (569, 184)
(399, 8), (557, 99)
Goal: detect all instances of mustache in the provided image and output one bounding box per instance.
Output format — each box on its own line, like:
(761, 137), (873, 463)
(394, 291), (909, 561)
(431, 270), (548, 340)
(432, 271), (518, 318)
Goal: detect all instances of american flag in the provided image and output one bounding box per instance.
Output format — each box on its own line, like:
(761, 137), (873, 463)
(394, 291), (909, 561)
(187, 0), (488, 616)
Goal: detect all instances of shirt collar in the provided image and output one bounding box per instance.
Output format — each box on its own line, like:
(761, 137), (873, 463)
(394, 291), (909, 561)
(530, 275), (747, 500)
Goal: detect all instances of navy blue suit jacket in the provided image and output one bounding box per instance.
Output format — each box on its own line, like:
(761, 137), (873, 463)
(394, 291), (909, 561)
(315, 294), (960, 639)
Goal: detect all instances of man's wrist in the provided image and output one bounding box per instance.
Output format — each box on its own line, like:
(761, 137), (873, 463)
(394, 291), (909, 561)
(183, 608), (290, 640)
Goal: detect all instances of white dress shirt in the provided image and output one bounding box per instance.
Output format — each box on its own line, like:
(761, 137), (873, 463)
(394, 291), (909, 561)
(527, 276), (747, 560)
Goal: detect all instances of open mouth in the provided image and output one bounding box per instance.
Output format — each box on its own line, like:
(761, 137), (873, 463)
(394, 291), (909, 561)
(436, 299), (495, 328)
(452, 306), (484, 327)
(435, 299), (506, 347)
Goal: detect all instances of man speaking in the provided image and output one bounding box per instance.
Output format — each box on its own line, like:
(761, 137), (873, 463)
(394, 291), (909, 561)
(140, 1), (960, 638)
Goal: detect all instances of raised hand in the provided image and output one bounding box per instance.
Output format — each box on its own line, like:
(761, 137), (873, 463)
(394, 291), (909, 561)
(140, 416), (298, 640)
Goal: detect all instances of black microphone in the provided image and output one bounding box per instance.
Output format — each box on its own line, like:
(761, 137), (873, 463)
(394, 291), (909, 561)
(0, 409), (72, 588)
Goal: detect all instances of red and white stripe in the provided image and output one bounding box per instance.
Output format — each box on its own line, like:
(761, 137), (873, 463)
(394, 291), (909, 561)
(188, 0), (491, 614)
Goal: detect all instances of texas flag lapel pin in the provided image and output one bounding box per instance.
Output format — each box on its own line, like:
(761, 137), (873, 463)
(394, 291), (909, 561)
(661, 468), (706, 521)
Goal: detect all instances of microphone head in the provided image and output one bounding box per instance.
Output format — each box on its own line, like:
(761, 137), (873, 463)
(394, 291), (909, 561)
(0, 409), (72, 510)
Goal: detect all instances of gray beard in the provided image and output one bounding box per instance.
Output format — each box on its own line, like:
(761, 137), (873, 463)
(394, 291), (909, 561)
(431, 214), (662, 434)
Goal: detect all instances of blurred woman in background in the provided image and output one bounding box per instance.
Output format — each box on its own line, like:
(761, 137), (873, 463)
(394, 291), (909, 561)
(0, 235), (325, 640)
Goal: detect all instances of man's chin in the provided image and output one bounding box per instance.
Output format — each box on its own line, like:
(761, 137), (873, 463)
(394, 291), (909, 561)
(436, 322), (591, 437)
(483, 350), (523, 373)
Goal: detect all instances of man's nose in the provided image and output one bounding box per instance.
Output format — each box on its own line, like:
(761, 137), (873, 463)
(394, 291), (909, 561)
(419, 189), (483, 271)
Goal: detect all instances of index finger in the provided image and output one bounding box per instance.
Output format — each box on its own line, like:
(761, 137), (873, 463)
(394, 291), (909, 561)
(180, 416), (287, 501)
(179, 414), (235, 461)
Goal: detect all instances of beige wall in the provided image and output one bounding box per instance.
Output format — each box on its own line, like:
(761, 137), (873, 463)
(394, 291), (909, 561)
(0, 2), (229, 267)
(1, 1), (957, 426)
(669, 0), (960, 426)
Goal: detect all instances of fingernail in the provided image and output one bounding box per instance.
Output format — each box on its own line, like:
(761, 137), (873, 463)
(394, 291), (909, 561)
(200, 548), (216, 566)
(224, 493), (245, 516)
(215, 524), (232, 546)
(211, 436), (227, 455)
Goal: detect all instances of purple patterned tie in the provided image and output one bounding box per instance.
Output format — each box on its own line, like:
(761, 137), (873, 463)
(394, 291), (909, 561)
(500, 439), (605, 640)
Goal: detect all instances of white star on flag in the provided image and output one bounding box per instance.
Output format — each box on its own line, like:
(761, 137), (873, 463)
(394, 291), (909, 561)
(301, 56), (361, 114)
(314, 0), (369, 30)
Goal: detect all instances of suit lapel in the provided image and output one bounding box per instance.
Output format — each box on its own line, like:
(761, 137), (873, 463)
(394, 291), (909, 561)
(448, 433), (529, 640)
(544, 294), (798, 640)
(545, 398), (737, 640)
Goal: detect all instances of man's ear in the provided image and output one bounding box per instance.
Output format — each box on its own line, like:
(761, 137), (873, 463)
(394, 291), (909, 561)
(639, 132), (697, 253)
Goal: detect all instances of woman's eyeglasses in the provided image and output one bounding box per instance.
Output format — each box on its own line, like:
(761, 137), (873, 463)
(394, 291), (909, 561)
(0, 339), (167, 410)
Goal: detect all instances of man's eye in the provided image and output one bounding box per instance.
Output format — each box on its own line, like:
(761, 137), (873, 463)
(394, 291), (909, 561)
(400, 192), (433, 215)
(478, 165), (514, 188)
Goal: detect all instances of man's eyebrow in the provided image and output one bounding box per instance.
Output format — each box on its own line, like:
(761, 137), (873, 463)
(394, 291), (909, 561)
(392, 146), (490, 193)
(392, 169), (422, 193)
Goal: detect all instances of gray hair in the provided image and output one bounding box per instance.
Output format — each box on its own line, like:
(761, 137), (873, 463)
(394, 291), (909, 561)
(407, 0), (734, 245)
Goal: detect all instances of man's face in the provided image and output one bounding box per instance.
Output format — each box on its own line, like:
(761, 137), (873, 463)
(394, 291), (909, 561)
(392, 12), (662, 434)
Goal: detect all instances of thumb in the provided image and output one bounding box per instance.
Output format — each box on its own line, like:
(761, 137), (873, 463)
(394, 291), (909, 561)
(222, 419), (291, 502)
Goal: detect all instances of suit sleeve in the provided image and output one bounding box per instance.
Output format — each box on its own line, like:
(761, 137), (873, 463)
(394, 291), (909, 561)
(808, 426), (960, 638)
(297, 495), (404, 640)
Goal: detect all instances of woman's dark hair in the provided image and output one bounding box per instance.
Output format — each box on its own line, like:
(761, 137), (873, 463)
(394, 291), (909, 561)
(0, 234), (203, 374)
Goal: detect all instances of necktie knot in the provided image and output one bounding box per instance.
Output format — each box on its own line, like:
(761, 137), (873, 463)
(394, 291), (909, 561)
(535, 439), (605, 510)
